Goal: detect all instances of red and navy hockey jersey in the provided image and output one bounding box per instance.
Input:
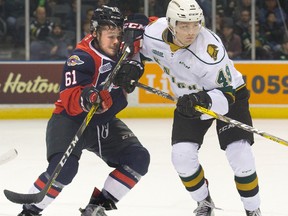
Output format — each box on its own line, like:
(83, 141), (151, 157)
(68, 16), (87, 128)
(53, 34), (127, 125)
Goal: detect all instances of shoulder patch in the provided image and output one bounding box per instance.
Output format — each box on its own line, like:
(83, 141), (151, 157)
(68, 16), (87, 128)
(206, 44), (219, 61)
(67, 55), (84, 66)
(100, 62), (113, 74)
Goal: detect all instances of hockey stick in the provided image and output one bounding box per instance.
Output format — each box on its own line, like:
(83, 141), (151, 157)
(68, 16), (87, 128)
(0, 149), (18, 166)
(3, 46), (131, 205)
(135, 82), (288, 147)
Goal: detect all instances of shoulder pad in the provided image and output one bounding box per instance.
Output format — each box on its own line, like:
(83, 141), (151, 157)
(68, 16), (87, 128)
(188, 28), (226, 65)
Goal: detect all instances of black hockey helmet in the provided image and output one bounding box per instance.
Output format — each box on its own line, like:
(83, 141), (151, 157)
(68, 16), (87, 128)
(90, 5), (124, 33)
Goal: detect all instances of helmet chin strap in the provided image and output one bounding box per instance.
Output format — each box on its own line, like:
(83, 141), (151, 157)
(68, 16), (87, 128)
(168, 27), (186, 47)
(174, 36), (186, 47)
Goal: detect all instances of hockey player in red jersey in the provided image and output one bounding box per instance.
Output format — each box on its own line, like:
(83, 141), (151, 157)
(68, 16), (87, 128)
(17, 5), (149, 216)
(116, 0), (262, 216)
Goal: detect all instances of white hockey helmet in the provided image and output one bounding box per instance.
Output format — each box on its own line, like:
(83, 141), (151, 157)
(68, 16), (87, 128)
(166, 0), (203, 30)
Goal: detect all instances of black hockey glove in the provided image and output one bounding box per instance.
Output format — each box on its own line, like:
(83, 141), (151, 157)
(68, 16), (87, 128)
(120, 13), (149, 57)
(176, 91), (212, 118)
(80, 86), (112, 113)
(113, 60), (144, 93)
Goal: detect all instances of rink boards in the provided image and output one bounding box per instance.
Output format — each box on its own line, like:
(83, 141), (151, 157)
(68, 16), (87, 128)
(0, 61), (288, 119)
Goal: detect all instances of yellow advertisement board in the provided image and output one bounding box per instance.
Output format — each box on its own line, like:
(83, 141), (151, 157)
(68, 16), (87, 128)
(235, 63), (288, 104)
(139, 63), (174, 104)
(139, 62), (288, 105)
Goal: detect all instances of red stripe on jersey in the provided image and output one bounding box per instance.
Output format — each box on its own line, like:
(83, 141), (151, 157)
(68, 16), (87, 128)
(111, 170), (136, 188)
(54, 86), (83, 115)
(76, 34), (100, 85)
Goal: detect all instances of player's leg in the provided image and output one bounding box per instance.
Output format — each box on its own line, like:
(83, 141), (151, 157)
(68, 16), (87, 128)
(217, 86), (261, 215)
(80, 117), (150, 216)
(171, 110), (217, 215)
(18, 114), (84, 216)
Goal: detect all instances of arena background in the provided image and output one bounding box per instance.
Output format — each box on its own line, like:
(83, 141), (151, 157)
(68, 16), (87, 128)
(0, 61), (288, 119)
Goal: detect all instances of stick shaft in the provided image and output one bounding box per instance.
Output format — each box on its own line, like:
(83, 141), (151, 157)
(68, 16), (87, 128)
(4, 47), (131, 204)
(136, 82), (288, 147)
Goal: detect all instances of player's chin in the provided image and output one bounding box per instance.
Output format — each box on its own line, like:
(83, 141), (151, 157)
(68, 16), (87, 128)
(106, 49), (118, 57)
(184, 38), (195, 45)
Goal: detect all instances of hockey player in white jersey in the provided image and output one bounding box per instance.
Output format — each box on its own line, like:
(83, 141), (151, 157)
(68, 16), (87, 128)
(116, 0), (262, 216)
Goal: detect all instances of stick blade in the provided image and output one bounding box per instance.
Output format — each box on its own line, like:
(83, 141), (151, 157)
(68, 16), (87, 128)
(0, 149), (18, 165)
(4, 189), (45, 204)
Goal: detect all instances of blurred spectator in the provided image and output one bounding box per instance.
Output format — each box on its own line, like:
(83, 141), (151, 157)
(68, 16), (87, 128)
(197, 0), (212, 28)
(30, 6), (54, 60)
(216, 0), (228, 10)
(4, 0), (25, 45)
(273, 35), (288, 60)
(118, 0), (140, 16)
(215, 12), (224, 36)
(216, 3), (225, 17)
(234, 9), (251, 36)
(233, 0), (259, 21)
(148, 0), (166, 17)
(258, 0), (287, 27)
(261, 11), (285, 51)
(30, 0), (54, 17)
(97, 0), (110, 7)
(81, 19), (90, 39)
(220, 17), (242, 60)
(47, 22), (74, 60)
(241, 20), (272, 60)
(30, 6), (53, 40)
(257, 0), (288, 10)
(85, 7), (94, 20)
(223, 0), (237, 17)
(65, 0), (76, 31)
(0, 0), (4, 19)
(0, 0), (6, 40)
(82, 7), (94, 23)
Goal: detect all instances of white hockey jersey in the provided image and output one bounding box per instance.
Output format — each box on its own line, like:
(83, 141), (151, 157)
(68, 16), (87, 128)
(140, 17), (246, 117)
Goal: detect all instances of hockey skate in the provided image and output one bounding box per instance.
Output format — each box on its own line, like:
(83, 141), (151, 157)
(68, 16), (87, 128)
(80, 204), (107, 216)
(193, 194), (217, 216)
(245, 208), (262, 216)
(80, 188), (117, 216)
(17, 209), (41, 216)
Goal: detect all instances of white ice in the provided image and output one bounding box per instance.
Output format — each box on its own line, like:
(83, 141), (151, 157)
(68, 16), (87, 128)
(1, 118), (288, 216)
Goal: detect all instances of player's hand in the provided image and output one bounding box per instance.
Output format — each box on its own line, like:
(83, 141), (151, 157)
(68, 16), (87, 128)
(120, 13), (149, 57)
(176, 91), (212, 118)
(113, 60), (144, 93)
(80, 87), (112, 113)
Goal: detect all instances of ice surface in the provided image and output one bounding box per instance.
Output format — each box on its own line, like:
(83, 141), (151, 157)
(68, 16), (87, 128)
(1, 119), (288, 216)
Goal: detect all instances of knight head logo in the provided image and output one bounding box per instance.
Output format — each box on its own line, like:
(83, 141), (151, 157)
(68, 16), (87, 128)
(207, 44), (218, 61)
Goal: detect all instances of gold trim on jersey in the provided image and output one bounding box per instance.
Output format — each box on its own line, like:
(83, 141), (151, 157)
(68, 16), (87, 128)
(162, 28), (188, 52)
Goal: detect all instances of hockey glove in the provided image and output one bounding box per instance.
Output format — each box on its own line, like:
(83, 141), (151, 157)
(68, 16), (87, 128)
(80, 87), (112, 113)
(176, 91), (212, 118)
(120, 13), (149, 57)
(113, 60), (144, 93)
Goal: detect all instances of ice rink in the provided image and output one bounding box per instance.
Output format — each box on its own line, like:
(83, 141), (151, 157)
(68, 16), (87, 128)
(1, 118), (288, 216)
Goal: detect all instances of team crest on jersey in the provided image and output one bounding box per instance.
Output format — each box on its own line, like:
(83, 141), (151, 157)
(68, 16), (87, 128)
(100, 62), (112, 74)
(67, 55), (84, 66)
(207, 44), (218, 61)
